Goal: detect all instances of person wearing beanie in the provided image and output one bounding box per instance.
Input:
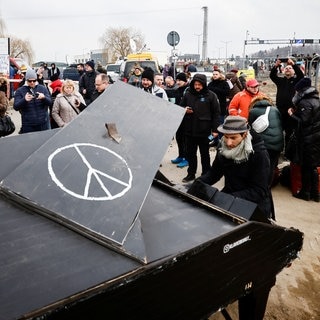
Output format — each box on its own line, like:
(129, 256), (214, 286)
(140, 67), (168, 100)
(85, 60), (95, 70)
(270, 57), (304, 145)
(79, 60), (99, 105)
(176, 72), (188, 82)
(287, 77), (320, 202)
(13, 68), (52, 133)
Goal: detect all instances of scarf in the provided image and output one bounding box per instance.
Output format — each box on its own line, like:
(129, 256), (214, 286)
(219, 131), (254, 163)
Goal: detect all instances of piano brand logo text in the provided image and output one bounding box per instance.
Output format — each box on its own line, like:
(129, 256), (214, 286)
(223, 236), (251, 253)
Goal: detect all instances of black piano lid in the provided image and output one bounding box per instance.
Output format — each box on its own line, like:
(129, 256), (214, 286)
(0, 81), (185, 262)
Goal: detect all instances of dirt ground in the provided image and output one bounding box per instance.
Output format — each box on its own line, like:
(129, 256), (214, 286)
(7, 78), (320, 319)
(158, 78), (320, 320)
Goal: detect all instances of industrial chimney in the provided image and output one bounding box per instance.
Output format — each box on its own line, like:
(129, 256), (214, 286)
(202, 6), (208, 62)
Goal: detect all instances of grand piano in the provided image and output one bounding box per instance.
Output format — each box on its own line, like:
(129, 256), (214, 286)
(0, 81), (303, 320)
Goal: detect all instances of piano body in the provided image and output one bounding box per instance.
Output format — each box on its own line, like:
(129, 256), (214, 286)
(0, 81), (303, 319)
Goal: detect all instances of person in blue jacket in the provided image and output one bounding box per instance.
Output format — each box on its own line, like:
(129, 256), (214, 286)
(13, 69), (52, 134)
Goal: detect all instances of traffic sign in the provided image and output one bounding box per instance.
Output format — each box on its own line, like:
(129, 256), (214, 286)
(167, 31), (180, 47)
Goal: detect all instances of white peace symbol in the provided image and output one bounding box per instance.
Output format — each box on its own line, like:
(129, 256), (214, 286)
(48, 143), (132, 201)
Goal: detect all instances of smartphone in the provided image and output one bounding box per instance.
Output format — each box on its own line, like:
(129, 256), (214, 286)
(208, 134), (214, 141)
(279, 58), (288, 63)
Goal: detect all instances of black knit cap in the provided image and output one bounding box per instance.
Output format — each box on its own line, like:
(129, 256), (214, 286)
(141, 67), (154, 83)
(176, 72), (187, 82)
(294, 77), (311, 91)
(85, 60), (95, 70)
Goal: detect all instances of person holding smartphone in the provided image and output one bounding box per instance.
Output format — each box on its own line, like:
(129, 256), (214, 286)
(13, 69), (52, 134)
(270, 57), (304, 145)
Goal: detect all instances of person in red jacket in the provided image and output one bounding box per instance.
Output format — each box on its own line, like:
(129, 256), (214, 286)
(228, 78), (265, 119)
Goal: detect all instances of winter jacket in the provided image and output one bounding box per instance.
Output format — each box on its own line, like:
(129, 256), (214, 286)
(228, 89), (264, 119)
(270, 64), (304, 116)
(199, 131), (271, 217)
(291, 87), (320, 166)
(208, 79), (230, 116)
(79, 70), (99, 105)
(180, 74), (220, 137)
(51, 91), (86, 127)
(13, 84), (52, 126)
(248, 99), (284, 152)
(225, 72), (243, 99)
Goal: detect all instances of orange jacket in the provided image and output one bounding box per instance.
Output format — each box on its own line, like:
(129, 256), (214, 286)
(228, 90), (264, 119)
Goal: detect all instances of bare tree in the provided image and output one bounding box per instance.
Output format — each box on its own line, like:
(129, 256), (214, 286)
(0, 16), (34, 63)
(9, 36), (34, 63)
(0, 17), (6, 37)
(100, 27), (145, 63)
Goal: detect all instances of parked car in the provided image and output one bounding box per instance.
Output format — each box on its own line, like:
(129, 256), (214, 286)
(62, 65), (80, 81)
(106, 64), (120, 82)
(189, 71), (213, 84)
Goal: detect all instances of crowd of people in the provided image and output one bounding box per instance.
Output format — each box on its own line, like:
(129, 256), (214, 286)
(1, 55), (319, 320)
(2, 57), (320, 213)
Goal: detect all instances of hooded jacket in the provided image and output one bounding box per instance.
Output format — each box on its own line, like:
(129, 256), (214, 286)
(291, 86), (320, 166)
(180, 73), (220, 137)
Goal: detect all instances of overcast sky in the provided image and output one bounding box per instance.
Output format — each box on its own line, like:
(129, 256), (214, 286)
(1, 0), (319, 64)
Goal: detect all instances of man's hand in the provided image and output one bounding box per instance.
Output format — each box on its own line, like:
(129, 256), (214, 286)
(287, 58), (294, 65)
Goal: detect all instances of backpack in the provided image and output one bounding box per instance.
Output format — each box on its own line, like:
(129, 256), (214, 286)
(252, 106), (270, 133)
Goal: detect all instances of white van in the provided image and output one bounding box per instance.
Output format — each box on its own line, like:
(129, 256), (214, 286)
(106, 64), (121, 82)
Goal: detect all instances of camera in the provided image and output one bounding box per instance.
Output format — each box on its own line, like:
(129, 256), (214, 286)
(29, 90), (39, 98)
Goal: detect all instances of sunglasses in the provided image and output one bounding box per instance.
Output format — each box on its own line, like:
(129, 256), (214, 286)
(27, 79), (37, 83)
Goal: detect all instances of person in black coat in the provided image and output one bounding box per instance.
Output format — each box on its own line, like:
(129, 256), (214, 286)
(169, 72), (189, 168)
(197, 115), (274, 320)
(288, 77), (320, 202)
(199, 115), (272, 218)
(208, 69), (230, 118)
(270, 58), (304, 144)
(79, 60), (99, 106)
(180, 73), (220, 182)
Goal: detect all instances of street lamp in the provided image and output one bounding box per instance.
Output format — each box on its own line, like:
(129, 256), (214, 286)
(216, 47), (223, 61)
(221, 41), (231, 61)
(194, 33), (202, 57)
(243, 30), (249, 58)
